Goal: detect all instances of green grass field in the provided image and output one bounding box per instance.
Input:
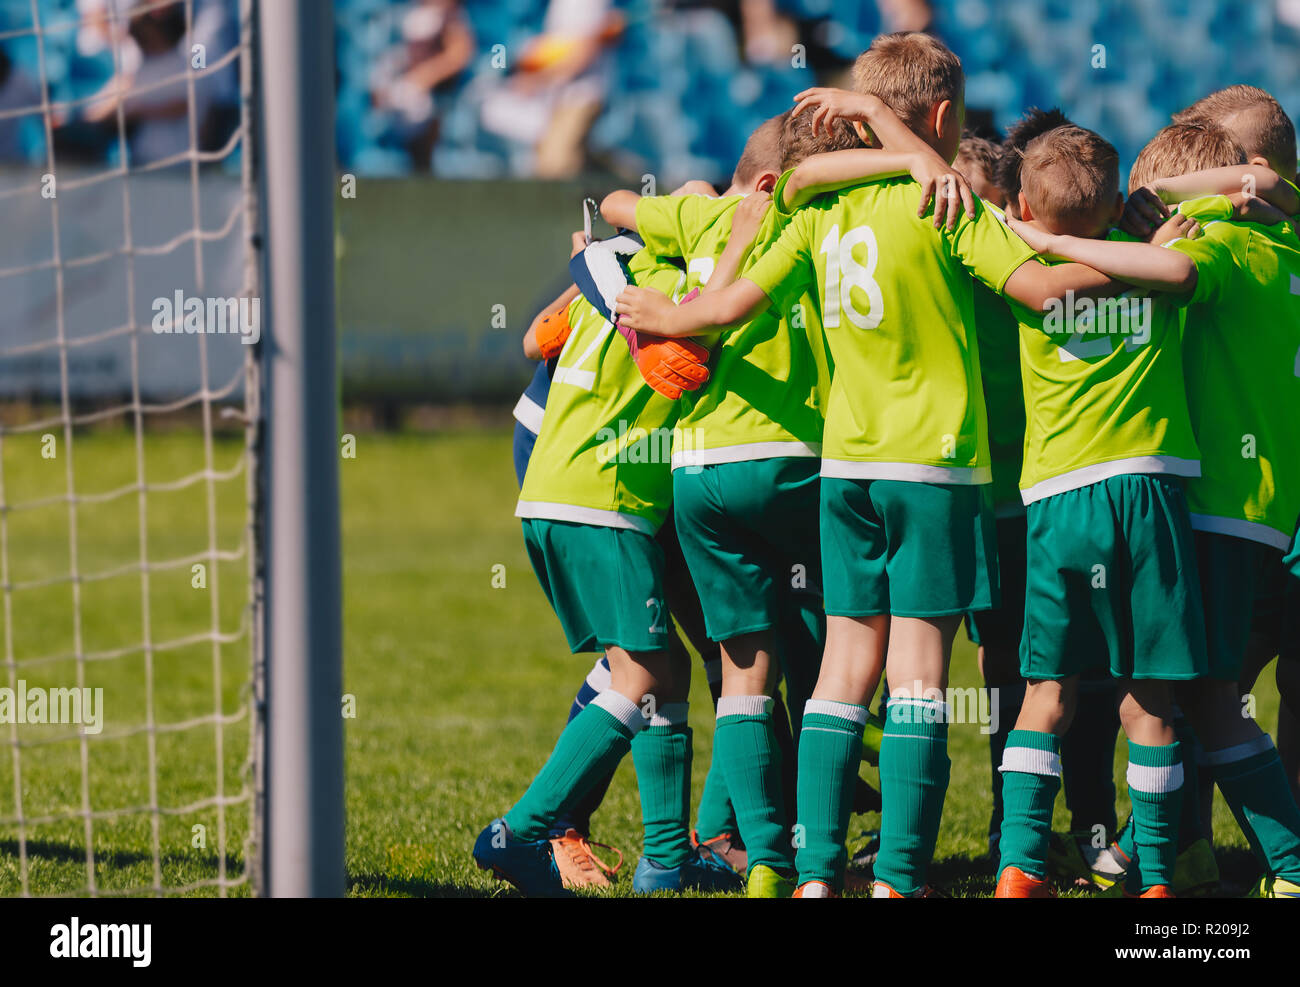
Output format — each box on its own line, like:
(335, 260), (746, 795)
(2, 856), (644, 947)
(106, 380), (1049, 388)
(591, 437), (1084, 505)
(0, 427), (1282, 897)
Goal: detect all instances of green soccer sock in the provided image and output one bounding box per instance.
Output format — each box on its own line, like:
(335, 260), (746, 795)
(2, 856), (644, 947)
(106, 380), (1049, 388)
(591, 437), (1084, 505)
(504, 691), (641, 841)
(1209, 733), (1300, 883)
(794, 699), (868, 886)
(715, 696), (793, 874)
(631, 703), (693, 869)
(694, 757), (738, 842)
(1125, 740), (1184, 893)
(1173, 712), (1205, 847)
(873, 697), (950, 895)
(996, 729), (1061, 880)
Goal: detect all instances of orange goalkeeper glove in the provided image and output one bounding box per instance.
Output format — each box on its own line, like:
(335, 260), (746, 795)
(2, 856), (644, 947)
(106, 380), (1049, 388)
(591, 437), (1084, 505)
(534, 305), (574, 360)
(628, 332), (711, 400)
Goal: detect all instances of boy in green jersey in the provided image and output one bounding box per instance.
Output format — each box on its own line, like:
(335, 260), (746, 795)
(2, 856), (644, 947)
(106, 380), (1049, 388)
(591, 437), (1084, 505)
(604, 101), (968, 895)
(958, 126), (1124, 871)
(474, 243), (744, 896)
(614, 33), (1148, 897)
(1126, 123), (1300, 896)
(994, 121), (1300, 896)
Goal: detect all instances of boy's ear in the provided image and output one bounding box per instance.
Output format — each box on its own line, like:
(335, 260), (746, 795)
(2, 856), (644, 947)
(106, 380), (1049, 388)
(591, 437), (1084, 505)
(753, 170), (779, 194)
(1247, 154), (1270, 169)
(932, 99), (955, 141)
(1017, 190), (1034, 222)
(852, 119), (878, 148)
(1108, 191), (1124, 225)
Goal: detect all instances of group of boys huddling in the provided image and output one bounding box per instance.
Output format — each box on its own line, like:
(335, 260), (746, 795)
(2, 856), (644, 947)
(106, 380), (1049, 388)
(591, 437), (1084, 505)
(473, 31), (1300, 898)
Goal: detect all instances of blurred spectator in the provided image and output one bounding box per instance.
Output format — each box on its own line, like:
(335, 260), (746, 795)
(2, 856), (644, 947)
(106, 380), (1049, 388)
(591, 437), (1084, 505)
(369, 0), (475, 172)
(481, 0), (624, 178)
(70, 0), (215, 167)
(0, 46), (41, 162)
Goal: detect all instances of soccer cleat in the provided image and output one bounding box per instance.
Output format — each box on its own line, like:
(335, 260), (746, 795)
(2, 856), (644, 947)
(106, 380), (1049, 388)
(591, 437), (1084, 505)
(793, 880), (838, 898)
(473, 817), (571, 897)
(1047, 830), (1095, 886)
(534, 305), (573, 359)
(632, 847), (745, 894)
(692, 830), (748, 875)
(746, 863), (796, 898)
(1137, 884), (1175, 898)
(873, 881), (945, 898)
(1085, 840), (1130, 890)
(1248, 875), (1300, 898)
(549, 828), (623, 889)
(994, 865), (1055, 898)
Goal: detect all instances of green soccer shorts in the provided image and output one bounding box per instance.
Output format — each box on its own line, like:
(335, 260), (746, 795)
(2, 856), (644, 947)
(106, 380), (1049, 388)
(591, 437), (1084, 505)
(819, 476), (998, 618)
(522, 517), (669, 654)
(1196, 529), (1288, 680)
(671, 457), (822, 641)
(1020, 473), (1207, 681)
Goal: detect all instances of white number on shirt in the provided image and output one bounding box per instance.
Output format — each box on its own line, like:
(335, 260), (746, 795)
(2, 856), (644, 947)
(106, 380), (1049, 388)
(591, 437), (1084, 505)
(819, 223), (884, 330)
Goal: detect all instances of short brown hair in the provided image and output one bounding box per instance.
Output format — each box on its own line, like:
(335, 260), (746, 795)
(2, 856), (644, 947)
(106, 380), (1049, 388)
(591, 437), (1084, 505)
(955, 133), (1001, 185)
(779, 109), (863, 171)
(734, 112), (787, 185)
(1173, 85), (1297, 177)
(850, 32), (963, 130)
(1020, 125), (1119, 222)
(1128, 121), (1246, 193)
(996, 107), (1074, 205)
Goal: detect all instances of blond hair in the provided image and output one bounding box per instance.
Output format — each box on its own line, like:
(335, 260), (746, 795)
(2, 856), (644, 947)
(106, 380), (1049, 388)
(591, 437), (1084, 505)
(1128, 121), (1246, 193)
(733, 112), (787, 185)
(849, 32), (963, 130)
(1174, 85), (1296, 177)
(779, 110), (863, 171)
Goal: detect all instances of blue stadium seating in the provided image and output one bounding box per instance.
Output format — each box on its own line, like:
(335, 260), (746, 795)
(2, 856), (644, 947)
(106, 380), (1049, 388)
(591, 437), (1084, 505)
(3, 0), (1296, 181)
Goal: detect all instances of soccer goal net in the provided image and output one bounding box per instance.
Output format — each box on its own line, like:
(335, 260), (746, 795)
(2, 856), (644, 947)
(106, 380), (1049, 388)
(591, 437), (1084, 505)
(0, 0), (261, 897)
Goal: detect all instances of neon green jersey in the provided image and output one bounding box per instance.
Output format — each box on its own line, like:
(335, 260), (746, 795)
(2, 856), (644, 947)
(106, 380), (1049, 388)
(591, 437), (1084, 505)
(973, 279), (1025, 513)
(517, 251), (684, 533)
(1169, 195), (1300, 549)
(636, 191), (831, 469)
(745, 177), (1035, 482)
(1007, 230), (1200, 503)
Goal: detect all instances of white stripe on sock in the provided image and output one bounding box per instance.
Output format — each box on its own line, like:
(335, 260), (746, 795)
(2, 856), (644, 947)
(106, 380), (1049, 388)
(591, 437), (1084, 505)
(1127, 760), (1185, 794)
(805, 699), (868, 726)
(586, 657), (612, 693)
(649, 701), (689, 728)
(1203, 733), (1275, 767)
(886, 696), (951, 724)
(1000, 745), (1062, 777)
(592, 691), (646, 734)
(716, 695), (773, 718)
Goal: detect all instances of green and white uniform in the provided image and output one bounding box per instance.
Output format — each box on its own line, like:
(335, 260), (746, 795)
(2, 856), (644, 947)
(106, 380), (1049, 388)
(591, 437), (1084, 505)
(746, 177), (1035, 615)
(517, 251), (685, 653)
(636, 190), (829, 642)
(1168, 195), (1300, 678)
(1008, 233), (1206, 681)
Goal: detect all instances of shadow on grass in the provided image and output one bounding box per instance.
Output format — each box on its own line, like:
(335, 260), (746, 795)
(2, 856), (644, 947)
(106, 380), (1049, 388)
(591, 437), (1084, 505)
(1, 838), (243, 875)
(347, 872), (503, 898)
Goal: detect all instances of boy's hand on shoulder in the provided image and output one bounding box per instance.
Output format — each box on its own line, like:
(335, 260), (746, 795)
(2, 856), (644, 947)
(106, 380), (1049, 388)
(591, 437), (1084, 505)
(731, 190), (772, 243)
(791, 86), (877, 139)
(1119, 187), (1170, 241)
(1005, 213), (1056, 255)
(1150, 212), (1200, 246)
(1228, 190), (1290, 226)
(570, 231), (587, 258)
(614, 285), (676, 334)
(910, 153), (976, 230)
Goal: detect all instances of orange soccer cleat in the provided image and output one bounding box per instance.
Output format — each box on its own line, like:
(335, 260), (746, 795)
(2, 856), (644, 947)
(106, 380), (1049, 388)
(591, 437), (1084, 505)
(548, 828), (623, 889)
(994, 865), (1056, 898)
